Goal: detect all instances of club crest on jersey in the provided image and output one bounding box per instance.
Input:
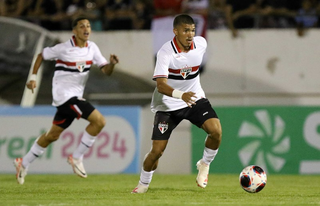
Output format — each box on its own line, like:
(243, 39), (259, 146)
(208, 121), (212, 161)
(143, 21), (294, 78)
(180, 66), (192, 79)
(76, 61), (86, 72)
(158, 122), (168, 134)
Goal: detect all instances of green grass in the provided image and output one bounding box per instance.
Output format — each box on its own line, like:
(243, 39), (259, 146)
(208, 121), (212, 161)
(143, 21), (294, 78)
(0, 174), (320, 206)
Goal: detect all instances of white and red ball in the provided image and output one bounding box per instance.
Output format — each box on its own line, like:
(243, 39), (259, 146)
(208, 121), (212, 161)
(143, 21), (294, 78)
(239, 165), (267, 193)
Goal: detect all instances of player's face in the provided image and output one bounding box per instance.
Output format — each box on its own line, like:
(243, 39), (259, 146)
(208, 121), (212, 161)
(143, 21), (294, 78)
(73, 19), (91, 45)
(173, 23), (196, 51)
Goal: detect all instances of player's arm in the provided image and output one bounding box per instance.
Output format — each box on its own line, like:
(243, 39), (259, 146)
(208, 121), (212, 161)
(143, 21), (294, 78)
(26, 53), (43, 94)
(100, 54), (119, 76)
(156, 77), (197, 107)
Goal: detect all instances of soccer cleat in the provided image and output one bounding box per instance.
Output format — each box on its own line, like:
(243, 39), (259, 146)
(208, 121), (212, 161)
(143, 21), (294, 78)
(196, 159), (209, 188)
(131, 183), (149, 193)
(67, 155), (87, 178)
(14, 158), (27, 185)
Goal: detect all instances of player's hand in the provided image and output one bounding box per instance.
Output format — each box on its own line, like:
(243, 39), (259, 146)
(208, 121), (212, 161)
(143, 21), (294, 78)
(26, 80), (36, 94)
(109, 54), (119, 65)
(182, 91), (197, 107)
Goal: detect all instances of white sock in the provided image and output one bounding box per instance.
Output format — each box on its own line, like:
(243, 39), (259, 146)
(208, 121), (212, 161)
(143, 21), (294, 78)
(73, 130), (96, 160)
(139, 168), (155, 186)
(202, 147), (219, 165)
(22, 142), (46, 169)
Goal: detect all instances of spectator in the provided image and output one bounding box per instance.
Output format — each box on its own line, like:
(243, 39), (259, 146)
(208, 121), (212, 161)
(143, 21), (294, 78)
(296, 0), (318, 37)
(208, 0), (237, 37)
(66, 0), (85, 17)
(0, 0), (37, 19)
(256, 0), (298, 28)
(227, 0), (257, 29)
(76, 0), (107, 31)
(104, 0), (135, 30)
(34, 0), (71, 30)
(131, 0), (153, 30)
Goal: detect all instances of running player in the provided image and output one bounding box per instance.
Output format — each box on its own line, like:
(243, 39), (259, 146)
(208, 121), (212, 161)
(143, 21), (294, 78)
(132, 14), (222, 193)
(14, 16), (119, 184)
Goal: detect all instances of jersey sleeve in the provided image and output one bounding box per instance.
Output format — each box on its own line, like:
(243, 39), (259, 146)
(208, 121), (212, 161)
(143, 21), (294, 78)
(91, 42), (108, 67)
(42, 44), (61, 60)
(153, 49), (170, 80)
(197, 36), (207, 50)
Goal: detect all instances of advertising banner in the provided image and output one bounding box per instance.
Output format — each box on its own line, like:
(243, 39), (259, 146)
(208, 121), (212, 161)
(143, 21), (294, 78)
(0, 106), (141, 174)
(192, 107), (320, 174)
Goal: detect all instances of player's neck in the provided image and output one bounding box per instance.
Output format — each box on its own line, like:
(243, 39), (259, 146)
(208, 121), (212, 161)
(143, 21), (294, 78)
(77, 41), (87, 48)
(181, 46), (191, 53)
(75, 38), (87, 48)
(175, 37), (191, 52)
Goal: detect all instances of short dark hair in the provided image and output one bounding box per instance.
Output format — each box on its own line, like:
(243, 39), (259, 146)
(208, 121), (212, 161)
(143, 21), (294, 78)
(173, 14), (194, 28)
(72, 16), (88, 28)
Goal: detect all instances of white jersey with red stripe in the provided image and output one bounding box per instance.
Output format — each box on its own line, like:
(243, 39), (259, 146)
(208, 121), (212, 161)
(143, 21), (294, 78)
(42, 36), (108, 106)
(151, 36), (207, 112)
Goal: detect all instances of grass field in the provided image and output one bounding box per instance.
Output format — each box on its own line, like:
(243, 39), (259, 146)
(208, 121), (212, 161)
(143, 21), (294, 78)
(1, 173), (319, 206)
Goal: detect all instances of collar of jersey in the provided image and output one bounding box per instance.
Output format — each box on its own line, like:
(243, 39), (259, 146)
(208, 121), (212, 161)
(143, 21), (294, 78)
(70, 35), (88, 47)
(172, 37), (194, 53)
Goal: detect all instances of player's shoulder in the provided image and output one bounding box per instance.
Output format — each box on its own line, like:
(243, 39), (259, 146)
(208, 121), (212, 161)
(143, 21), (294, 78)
(87, 40), (100, 50)
(54, 39), (73, 49)
(194, 36), (207, 47)
(158, 40), (174, 55)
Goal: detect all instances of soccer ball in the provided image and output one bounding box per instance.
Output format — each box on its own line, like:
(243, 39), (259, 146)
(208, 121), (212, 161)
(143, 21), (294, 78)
(239, 165), (267, 193)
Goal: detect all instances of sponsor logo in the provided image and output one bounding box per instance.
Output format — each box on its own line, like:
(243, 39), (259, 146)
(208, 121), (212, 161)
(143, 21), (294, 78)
(158, 122), (169, 134)
(203, 111), (208, 116)
(237, 110), (290, 173)
(76, 61), (86, 72)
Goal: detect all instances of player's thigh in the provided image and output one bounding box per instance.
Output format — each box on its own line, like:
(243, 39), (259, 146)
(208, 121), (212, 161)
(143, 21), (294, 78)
(47, 124), (65, 137)
(87, 109), (106, 125)
(201, 118), (222, 136)
(152, 111), (181, 140)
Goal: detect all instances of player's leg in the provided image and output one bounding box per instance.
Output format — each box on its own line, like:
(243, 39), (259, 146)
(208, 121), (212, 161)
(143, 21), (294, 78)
(143, 140), (168, 171)
(202, 118), (222, 151)
(196, 117), (222, 188)
(132, 111), (179, 193)
(186, 98), (222, 188)
(69, 105), (105, 178)
(14, 124), (65, 185)
(132, 140), (168, 193)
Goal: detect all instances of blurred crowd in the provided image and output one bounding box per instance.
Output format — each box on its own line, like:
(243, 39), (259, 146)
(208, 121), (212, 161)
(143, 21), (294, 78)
(0, 0), (320, 37)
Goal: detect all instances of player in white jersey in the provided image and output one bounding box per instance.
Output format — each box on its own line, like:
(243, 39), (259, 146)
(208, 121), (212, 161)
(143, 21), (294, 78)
(132, 14), (222, 193)
(13, 16), (119, 185)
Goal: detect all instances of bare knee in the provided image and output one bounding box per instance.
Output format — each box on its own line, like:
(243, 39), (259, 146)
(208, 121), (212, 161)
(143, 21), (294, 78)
(91, 114), (106, 132)
(149, 148), (164, 160)
(96, 116), (106, 130)
(208, 128), (222, 143)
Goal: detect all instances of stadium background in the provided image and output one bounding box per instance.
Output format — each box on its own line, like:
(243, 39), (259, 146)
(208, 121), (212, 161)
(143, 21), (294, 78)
(1, 16), (320, 175)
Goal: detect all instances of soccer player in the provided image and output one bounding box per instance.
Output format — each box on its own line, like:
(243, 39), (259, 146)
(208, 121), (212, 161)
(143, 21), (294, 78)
(14, 16), (119, 185)
(132, 14), (222, 193)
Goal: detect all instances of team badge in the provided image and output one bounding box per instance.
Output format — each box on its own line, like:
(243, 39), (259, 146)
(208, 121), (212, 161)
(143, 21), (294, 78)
(76, 61), (86, 72)
(158, 122), (169, 134)
(180, 66), (192, 79)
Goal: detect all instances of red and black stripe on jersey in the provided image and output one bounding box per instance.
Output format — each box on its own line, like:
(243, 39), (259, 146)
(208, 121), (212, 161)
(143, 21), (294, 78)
(54, 59), (92, 72)
(55, 67), (91, 72)
(168, 66), (200, 80)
